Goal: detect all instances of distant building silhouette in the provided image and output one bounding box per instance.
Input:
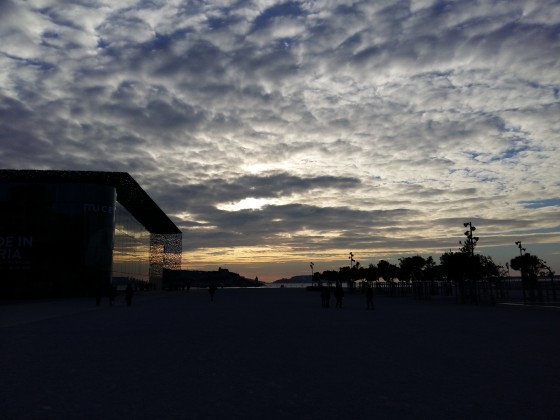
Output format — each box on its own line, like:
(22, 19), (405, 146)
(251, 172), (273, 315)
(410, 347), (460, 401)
(163, 268), (265, 289)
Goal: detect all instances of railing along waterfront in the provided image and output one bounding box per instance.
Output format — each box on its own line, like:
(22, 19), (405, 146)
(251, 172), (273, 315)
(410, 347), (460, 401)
(367, 277), (560, 305)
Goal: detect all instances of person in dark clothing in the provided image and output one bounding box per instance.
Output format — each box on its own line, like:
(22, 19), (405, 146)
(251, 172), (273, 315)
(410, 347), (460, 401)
(125, 284), (133, 306)
(334, 283), (344, 308)
(366, 284), (375, 310)
(209, 282), (217, 302)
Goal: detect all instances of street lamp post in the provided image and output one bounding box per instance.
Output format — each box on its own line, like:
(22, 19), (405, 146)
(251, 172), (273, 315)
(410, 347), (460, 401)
(515, 241), (526, 256)
(514, 241), (528, 303)
(310, 262), (315, 287)
(463, 222), (479, 256)
(348, 252), (355, 290)
(462, 222), (480, 304)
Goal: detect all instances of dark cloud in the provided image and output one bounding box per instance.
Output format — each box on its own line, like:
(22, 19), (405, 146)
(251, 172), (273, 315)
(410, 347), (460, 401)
(157, 172), (361, 211)
(180, 202), (417, 252)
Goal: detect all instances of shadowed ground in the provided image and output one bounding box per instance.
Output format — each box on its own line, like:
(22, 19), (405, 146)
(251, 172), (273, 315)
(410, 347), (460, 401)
(1, 289), (559, 419)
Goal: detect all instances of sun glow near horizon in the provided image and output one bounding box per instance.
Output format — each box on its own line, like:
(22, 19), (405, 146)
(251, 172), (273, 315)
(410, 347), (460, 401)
(182, 228), (560, 282)
(217, 197), (285, 212)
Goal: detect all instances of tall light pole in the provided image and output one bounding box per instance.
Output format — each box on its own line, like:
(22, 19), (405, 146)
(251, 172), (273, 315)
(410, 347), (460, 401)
(462, 222), (480, 304)
(348, 252), (355, 290)
(463, 222), (479, 256)
(310, 262), (314, 286)
(515, 241), (526, 256)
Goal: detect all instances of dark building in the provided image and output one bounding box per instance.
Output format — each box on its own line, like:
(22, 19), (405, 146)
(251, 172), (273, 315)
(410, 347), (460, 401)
(0, 170), (182, 298)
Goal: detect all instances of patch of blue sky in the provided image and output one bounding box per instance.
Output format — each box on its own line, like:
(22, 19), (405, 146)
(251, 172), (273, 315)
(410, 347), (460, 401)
(253, 1), (305, 30)
(431, 1), (452, 14)
(489, 133), (543, 162)
(207, 17), (230, 30)
(522, 80), (560, 99)
(490, 144), (531, 162)
(519, 198), (560, 209)
(207, 11), (244, 31)
(140, 30), (191, 52)
(97, 38), (109, 49)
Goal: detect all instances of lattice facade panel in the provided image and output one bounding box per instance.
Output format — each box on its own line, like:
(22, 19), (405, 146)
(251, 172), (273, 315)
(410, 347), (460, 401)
(150, 233), (182, 288)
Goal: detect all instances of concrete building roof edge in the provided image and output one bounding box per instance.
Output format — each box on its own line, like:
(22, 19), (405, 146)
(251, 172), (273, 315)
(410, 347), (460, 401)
(0, 169), (181, 235)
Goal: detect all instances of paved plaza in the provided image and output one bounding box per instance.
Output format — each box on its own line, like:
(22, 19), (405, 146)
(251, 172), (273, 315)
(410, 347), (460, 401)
(1, 288), (559, 419)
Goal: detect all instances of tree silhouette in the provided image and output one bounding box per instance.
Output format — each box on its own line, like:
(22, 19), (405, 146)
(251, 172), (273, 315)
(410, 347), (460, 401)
(398, 256), (428, 283)
(338, 266), (351, 286)
(439, 222), (490, 303)
(377, 260), (398, 283)
(322, 270), (340, 287)
(510, 253), (548, 303)
(399, 255), (433, 298)
(306, 220), (521, 304)
(313, 271), (322, 287)
(439, 250), (493, 304)
(365, 263), (379, 285)
(440, 251), (467, 280)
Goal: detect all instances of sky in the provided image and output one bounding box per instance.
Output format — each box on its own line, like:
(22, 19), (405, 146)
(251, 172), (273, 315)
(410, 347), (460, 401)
(1, 0), (559, 282)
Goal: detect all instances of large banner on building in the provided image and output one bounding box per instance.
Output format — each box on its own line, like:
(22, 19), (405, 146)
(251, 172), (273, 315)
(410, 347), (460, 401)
(0, 235), (33, 270)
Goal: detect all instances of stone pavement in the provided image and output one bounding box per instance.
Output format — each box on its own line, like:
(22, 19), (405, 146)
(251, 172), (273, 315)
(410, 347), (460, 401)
(1, 288), (559, 419)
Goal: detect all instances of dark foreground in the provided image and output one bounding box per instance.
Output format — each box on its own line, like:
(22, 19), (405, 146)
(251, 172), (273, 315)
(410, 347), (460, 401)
(1, 289), (559, 419)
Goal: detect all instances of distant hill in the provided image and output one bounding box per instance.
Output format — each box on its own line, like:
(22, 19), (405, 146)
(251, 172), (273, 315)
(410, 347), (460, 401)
(164, 268), (265, 289)
(273, 275), (312, 284)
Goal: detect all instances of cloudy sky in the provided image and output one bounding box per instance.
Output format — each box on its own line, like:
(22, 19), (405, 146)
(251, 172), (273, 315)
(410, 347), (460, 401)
(1, 0), (559, 281)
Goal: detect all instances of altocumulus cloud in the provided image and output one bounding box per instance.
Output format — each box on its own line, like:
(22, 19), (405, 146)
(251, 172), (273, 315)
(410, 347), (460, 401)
(1, 0), (559, 278)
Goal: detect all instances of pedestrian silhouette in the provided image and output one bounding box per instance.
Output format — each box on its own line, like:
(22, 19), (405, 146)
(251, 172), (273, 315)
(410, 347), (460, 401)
(334, 283), (344, 308)
(366, 284), (375, 310)
(209, 282), (217, 302)
(125, 284), (133, 306)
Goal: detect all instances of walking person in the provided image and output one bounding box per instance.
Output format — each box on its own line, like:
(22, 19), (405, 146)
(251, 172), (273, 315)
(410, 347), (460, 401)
(209, 282), (217, 302)
(334, 283), (344, 308)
